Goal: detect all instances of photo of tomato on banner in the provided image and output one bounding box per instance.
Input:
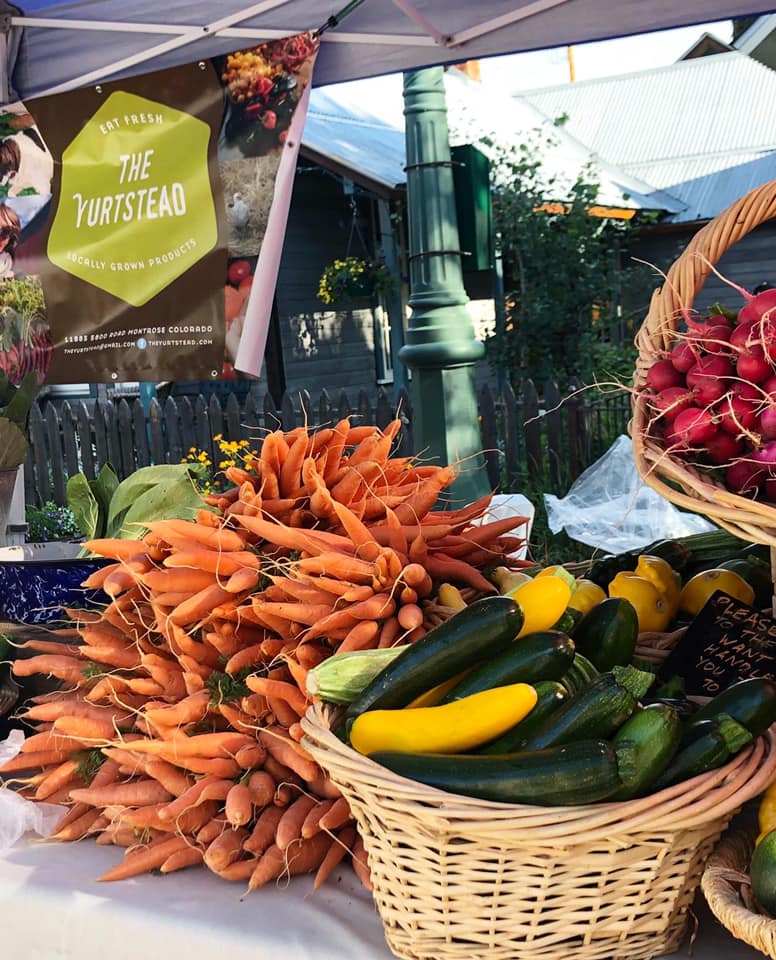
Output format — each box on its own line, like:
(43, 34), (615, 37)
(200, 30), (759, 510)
(0, 102), (54, 386)
(223, 255), (256, 380)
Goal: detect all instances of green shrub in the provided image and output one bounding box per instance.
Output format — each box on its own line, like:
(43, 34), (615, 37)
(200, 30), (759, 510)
(25, 501), (81, 542)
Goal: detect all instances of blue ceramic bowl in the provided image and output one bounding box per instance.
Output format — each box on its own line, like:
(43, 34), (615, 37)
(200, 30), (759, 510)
(0, 543), (111, 625)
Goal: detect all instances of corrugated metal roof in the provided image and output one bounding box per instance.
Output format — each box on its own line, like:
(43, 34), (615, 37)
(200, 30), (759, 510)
(306, 72), (684, 213)
(519, 51), (776, 222)
(305, 88), (407, 192)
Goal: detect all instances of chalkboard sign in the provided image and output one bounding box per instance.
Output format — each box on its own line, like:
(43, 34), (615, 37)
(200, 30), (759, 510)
(660, 592), (776, 697)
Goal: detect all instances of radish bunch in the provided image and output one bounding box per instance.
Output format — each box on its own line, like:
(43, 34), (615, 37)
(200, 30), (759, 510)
(645, 287), (776, 502)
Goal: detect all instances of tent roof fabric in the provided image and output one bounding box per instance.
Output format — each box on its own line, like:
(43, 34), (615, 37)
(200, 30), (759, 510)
(9, 0), (776, 99)
(519, 50), (776, 222)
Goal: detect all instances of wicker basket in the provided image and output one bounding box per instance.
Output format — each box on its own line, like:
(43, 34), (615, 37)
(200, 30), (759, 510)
(632, 177), (776, 545)
(701, 827), (776, 958)
(301, 705), (776, 960)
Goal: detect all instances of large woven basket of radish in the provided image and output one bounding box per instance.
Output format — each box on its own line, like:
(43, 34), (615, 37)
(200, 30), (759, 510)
(632, 178), (776, 544)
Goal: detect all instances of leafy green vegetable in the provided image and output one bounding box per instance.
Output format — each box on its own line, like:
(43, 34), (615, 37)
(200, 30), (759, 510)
(109, 465), (207, 538)
(89, 463), (119, 540)
(67, 472), (100, 539)
(0, 418), (27, 470)
(74, 749), (106, 786)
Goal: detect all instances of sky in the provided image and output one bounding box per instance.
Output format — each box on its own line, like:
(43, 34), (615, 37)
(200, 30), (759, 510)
(320, 19), (735, 123)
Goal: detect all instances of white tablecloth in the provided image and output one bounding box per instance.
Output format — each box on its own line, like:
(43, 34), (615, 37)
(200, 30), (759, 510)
(0, 835), (764, 960)
(0, 837), (394, 960)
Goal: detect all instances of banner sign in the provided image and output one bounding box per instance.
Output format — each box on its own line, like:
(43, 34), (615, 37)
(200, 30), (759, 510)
(0, 32), (318, 385)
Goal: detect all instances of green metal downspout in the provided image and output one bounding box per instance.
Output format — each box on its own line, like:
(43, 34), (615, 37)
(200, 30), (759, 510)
(399, 67), (489, 505)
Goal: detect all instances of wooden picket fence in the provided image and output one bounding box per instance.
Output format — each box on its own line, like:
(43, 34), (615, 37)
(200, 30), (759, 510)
(25, 380), (632, 509)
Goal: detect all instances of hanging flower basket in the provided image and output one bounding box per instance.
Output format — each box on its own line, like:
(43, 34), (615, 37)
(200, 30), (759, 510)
(317, 257), (394, 306)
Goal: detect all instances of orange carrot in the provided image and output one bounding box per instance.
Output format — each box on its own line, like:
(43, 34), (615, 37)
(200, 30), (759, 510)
(247, 770), (276, 808)
(83, 538), (147, 561)
(225, 783), (254, 827)
(158, 776), (233, 821)
(225, 567), (260, 593)
(234, 742), (266, 770)
(279, 431), (309, 498)
(141, 568), (216, 593)
(424, 553), (496, 593)
(114, 731), (253, 759)
(244, 805), (284, 856)
(168, 583), (234, 626)
(145, 519), (246, 552)
(295, 553), (375, 583)
(33, 759), (80, 801)
(98, 835), (191, 882)
(259, 727), (319, 782)
(204, 827), (248, 874)
(250, 600), (333, 627)
(248, 833), (332, 891)
(160, 846), (204, 874)
(12, 655), (86, 685)
(276, 794), (317, 851)
(52, 807), (104, 842)
(164, 550), (261, 575)
(301, 798), (335, 839)
(224, 643), (265, 676)
(246, 677), (309, 718)
(336, 619), (380, 654)
(314, 826), (357, 890)
(144, 690), (210, 730)
(70, 779), (173, 807)
(76, 645), (141, 671)
(397, 602), (424, 632)
(52, 715), (121, 742)
(318, 796), (351, 832)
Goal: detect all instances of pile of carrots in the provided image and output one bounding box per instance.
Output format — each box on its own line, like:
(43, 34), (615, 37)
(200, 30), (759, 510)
(2, 418), (527, 891)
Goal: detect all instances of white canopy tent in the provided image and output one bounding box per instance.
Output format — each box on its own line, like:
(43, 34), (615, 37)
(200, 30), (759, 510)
(4, 0), (776, 101)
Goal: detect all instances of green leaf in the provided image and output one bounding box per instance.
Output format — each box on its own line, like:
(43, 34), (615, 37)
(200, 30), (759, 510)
(66, 472), (100, 539)
(2, 371), (39, 428)
(106, 464), (205, 538)
(0, 418), (27, 469)
(89, 462), (119, 538)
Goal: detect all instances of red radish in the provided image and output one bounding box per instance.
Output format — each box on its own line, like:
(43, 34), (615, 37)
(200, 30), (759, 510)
(705, 431), (743, 465)
(737, 344), (773, 383)
(752, 441), (776, 472)
(716, 392), (759, 435)
(646, 359), (684, 392)
(730, 321), (756, 350)
(671, 406), (717, 446)
(670, 340), (697, 373)
(686, 355), (734, 387)
(738, 288), (776, 326)
(698, 323), (733, 355)
(764, 375), (776, 396)
(761, 405), (776, 440)
(726, 459), (764, 496)
(651, 387), (695, 420)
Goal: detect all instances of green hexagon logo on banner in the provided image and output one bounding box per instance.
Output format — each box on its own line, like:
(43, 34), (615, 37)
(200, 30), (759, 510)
(48, 90), (217, 307)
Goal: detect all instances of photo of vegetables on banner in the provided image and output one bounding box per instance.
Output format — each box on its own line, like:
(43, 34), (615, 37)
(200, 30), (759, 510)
(0, 31), (318, 386)
(0, 104), (54, 387)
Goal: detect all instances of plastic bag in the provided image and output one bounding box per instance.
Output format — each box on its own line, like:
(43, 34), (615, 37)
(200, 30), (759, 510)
(0, 729), (66, 849)
(544, 435), (715, 554)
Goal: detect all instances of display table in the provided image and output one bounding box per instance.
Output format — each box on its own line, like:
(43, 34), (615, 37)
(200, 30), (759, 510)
(0, 835), (765, 960)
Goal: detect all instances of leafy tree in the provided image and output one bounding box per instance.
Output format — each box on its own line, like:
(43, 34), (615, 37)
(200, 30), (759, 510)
(481, 124), (661, 390)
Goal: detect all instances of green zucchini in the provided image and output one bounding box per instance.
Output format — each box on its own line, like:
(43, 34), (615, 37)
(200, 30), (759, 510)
(717, 557), (773, 609)
(652, 713), (753, 790)
(571, 597), (639, 672)
(553, 609), (583, 634)
(478, 680), (569, 754)
(438, 631), (574, 703)
(344, 596), (523, 719)
(586, 553), (638, 590)
(517, 664), (655, 752)
(611, 702), (682, 800)
(689, 677), (776, 738)
(559, 652), (600, 696)
(369, 739), (622, 806)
